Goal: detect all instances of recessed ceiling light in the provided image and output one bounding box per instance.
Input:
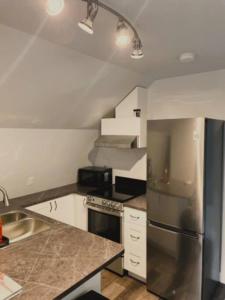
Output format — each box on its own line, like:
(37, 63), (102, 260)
(47, 0), (64, 16)
(179, 52), (195, 63)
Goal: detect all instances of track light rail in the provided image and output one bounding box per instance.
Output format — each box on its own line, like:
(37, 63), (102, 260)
(82, 0), (140, 40)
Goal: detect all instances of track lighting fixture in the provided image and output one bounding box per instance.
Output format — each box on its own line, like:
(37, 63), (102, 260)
(115, 19), (131, 48)
(78, 0), (99, 34)
(47, 0), (64, 16)
(48, 0), (144, 59)
(78, 0), (143, 58)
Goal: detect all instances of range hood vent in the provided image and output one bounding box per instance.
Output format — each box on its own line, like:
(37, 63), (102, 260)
(95, 135), (138, 149)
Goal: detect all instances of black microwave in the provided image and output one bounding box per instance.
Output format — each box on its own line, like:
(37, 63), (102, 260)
(78, 166), (112, 188)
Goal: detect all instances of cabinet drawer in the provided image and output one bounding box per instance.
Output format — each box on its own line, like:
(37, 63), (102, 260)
(124, 224), (146, 252)
(124, 252), (146, 278)
(124, 207), (146, 226)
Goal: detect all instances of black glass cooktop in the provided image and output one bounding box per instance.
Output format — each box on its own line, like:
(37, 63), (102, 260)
(89, 185), (135, 202)
(88, 176), (146, 202)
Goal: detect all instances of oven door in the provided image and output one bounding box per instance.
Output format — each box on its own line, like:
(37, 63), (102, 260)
(88, 206), (124, 275)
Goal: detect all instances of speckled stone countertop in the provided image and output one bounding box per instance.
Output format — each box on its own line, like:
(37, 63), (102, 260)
(0, 183), (96, 212)
(124, 195), (147, 211)
(0, 210), (123, 300)
(0, 183), (147, 213)
(0, 183), (145, 299)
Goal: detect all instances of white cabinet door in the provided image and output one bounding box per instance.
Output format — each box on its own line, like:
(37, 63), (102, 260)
(74, 194), (88, 231)
(27, 196), (76, 227)
(53, 195), (76, 227)
(101, 118), (141, 136)
(28, 200), (53, 218)
(27, 194), (87, 230)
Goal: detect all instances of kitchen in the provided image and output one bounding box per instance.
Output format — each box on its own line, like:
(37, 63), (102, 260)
(0, 1), (225, 300)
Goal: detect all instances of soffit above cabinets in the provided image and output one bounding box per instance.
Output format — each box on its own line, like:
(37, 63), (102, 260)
(98, 87), (147, 148)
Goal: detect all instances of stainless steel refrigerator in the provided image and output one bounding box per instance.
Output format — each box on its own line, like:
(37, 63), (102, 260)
(147, 118), (224, 300)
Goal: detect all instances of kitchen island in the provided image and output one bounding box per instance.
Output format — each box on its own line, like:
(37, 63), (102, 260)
(0, 210), (123, 300)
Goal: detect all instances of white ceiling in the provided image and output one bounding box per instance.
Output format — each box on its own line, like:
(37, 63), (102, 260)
(0, 0), (225, 79)
(0, 0), (225, 128)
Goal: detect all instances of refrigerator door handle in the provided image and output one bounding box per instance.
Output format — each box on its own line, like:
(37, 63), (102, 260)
(148, 220), (201, 239)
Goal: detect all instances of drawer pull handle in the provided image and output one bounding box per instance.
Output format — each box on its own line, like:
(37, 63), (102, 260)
(54, 200), (57, 211)
(50, 202), (53, 213)
(130, 215), (140, 220)
(130, 258), (140, 266)
(130, 234), (140, 241)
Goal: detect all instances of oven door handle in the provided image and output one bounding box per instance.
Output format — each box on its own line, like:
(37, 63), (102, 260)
(87, 204), (123, 217)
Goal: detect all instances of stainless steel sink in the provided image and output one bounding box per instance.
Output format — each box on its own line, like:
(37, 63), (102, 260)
(0, 210), (28, 224)
(0, 211), (51, 243)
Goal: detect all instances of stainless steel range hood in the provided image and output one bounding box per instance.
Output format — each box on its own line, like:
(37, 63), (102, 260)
(94, 135), (138, 149)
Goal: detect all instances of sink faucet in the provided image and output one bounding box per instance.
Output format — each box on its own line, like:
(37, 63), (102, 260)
(0, 186), (9, 207)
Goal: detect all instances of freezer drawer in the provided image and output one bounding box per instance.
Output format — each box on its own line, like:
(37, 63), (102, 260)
(147, 223), (202, 300)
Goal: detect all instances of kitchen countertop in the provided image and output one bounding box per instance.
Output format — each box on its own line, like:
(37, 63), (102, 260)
(0, 183), (147, 213)
(0, 209), (123, 300)
(0, 183), (123, 299)
(124, 195), (147, 212)
(0, 183), (147, 299)
(0, 183), (96, 212)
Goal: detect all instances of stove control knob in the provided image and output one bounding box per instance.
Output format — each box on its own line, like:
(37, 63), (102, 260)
(116, 203), (122, 210)
(103, 200), (109, 207)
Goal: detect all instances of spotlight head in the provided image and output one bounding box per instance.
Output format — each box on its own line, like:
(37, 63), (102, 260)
(115, 19), (131, 48)
(78, 18), (94, 34)
(78, 0), (98, 34)
(131, 38), (144, 59)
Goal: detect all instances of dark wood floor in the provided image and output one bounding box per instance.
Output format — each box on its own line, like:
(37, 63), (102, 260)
(101, 270), (159, 300)
(101, 270), (225, 300)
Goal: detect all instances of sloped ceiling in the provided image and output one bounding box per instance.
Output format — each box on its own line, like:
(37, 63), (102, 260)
(0, 0), (225, 128)
(0, 24), (142, 129)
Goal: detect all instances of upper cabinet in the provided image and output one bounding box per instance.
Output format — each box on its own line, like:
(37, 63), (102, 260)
(101, 87), (147, 148)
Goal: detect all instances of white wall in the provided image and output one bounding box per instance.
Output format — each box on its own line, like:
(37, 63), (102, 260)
(113, 154), (147, 181)
(0, 129), (98, 199)
(147, 69), (225, 284)
(147, 69), (225, 120)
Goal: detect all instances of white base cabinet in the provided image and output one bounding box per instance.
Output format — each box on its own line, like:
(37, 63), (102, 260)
(27, 194), (87, 231)
(74, 194), (88, 231)
(124, 207), (147, 279)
